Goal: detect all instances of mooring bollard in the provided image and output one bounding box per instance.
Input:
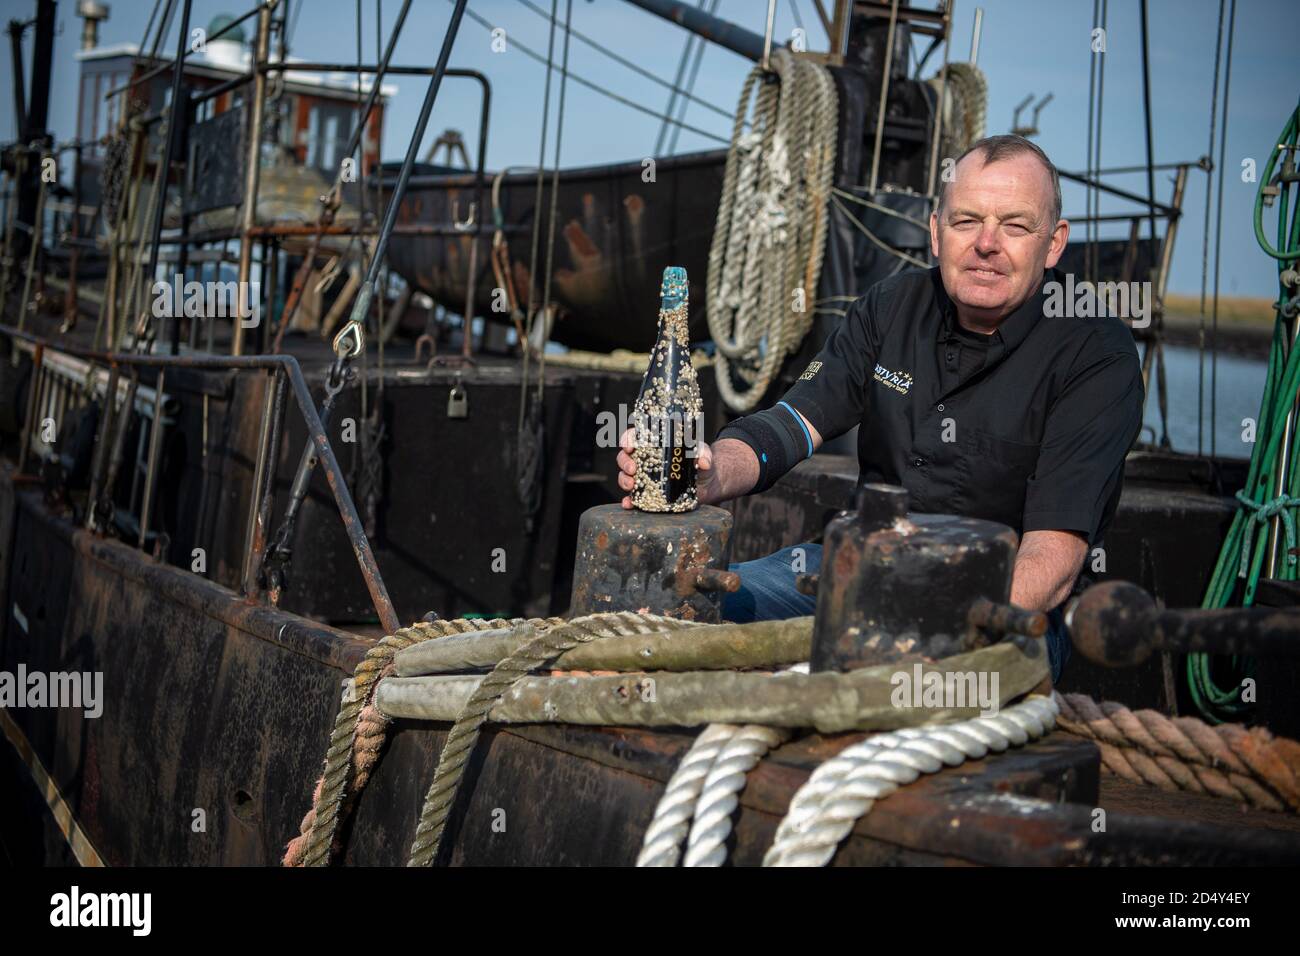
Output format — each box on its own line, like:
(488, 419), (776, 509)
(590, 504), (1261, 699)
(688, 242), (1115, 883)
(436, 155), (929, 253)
(569, 503), (737, 622)
(811, 483), (1043, 671)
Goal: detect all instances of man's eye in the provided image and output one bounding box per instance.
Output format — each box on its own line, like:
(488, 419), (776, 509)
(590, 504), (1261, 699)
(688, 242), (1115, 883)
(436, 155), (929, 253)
(1004, 223), (1029, 234)
(952, 219), (976, 227)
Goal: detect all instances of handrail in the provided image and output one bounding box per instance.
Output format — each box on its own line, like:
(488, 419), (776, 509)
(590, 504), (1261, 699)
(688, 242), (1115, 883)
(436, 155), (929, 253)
(1, 323), (401, 634)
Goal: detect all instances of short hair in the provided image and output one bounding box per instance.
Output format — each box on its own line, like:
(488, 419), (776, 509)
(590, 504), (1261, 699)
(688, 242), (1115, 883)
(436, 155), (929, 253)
(936, 134), (1062, 224)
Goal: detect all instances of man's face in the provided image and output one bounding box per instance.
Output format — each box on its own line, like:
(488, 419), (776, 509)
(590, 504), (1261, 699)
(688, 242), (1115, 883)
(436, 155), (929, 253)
(929, 151), (1069, 326)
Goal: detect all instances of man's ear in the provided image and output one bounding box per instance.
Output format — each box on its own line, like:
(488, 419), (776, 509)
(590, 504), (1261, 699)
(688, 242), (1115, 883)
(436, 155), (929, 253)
(1044, 218), (1070, 268)
(930, 211), (941, 259)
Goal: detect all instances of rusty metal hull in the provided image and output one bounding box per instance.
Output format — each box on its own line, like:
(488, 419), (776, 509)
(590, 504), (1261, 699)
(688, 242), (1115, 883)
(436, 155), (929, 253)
(385, 151), (726, 352)
(3, 465), (1300, 866)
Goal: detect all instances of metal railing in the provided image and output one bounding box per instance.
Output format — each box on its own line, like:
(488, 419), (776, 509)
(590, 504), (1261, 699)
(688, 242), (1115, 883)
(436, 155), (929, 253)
(3, 323), (401, 634)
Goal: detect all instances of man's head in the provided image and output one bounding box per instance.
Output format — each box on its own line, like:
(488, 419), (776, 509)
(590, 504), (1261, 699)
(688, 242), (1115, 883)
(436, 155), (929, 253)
(930, 135), (1069, 329)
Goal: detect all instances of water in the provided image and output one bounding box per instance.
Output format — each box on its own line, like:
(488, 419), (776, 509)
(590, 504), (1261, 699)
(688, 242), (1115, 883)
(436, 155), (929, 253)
(1145, 345), (1267, 461)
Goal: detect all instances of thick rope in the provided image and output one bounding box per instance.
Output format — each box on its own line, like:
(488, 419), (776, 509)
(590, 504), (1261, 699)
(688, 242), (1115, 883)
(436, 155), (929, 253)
(636, 723), (742, 867)
(283, 616), (560, 867)
(1054, 692), (1300, 812)
(407, 611), (697, 866)
(763, 695), (1058, 867)
(682, 724), (791, 867)
(707, 48), (838, 412)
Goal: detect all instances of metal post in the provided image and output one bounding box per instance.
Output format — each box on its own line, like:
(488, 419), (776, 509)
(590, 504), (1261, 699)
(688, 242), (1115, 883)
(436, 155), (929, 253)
(138, 369), (167, 549)
(137, 0), (194, 349)
(969, 7), (983, 65)
(17, 344), (44, 475)
(85, 363), (121, 531)
(243, 368), (286, 595)
(233, 2), (274, 356)
(925, 0), (953, 200)
(761, 0), (778, 70)
(868, 0), (901, 196)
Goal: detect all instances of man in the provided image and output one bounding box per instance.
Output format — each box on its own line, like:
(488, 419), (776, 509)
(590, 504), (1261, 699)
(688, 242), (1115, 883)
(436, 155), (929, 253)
(617, 135), (1144, 682)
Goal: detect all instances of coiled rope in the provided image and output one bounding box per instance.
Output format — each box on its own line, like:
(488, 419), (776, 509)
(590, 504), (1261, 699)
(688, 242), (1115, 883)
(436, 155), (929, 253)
(706, 47), (838, 412)
(635, 722), (789, 867)
(683, 724), (791, 866)
(926, 62), (988, 160)
(636, 722), (741, 867)
(1054, 692), (1300, 812)
(407, 611), (697, 866)
(763, 695), (1058, 867)
(283, 615), (562, 867)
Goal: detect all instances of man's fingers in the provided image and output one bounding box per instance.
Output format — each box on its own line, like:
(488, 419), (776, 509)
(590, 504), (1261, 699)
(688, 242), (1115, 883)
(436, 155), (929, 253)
(616, 450), (636, 475)
(697, 443), (713, 472)
(621, 495), (634, 509)
(617, 472), (634, 492)
(619, 428), (636, 454)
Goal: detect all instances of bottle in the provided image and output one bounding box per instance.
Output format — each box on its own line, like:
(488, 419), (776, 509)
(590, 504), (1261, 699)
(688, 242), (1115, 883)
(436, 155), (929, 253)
(631, 266), (703, 513)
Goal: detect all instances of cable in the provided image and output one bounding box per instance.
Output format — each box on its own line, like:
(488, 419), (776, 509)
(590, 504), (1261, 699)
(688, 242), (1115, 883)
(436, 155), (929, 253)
(513, 0), (734, 124)
(458, 3), (729, 145)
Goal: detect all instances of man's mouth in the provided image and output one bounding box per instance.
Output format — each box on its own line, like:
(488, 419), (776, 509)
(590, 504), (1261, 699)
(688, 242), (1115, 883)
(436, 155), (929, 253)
(965, 267), (1005, 279)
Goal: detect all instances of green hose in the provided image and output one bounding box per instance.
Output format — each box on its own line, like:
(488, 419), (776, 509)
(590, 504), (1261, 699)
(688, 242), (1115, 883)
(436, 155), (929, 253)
(1195, 101), (1300, 722)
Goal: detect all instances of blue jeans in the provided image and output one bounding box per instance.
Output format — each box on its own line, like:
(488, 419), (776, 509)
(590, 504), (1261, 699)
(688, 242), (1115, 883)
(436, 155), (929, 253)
(722, 542), (1071, 682)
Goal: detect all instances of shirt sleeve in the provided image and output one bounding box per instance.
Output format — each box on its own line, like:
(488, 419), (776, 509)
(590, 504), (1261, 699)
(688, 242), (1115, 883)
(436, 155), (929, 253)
(779, 287), (881, 442)
(1021, 338), (1144, 543)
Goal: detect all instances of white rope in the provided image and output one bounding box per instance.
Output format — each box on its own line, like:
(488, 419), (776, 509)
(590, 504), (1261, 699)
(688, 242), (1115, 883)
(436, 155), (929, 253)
(763, 694), (1059, 867)
(682, 724), (791, 867)
(706, 48), (839, 412)
(636, 723), (742, 867)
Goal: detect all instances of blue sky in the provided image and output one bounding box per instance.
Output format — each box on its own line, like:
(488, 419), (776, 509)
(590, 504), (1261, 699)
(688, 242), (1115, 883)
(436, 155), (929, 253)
(2, 0), (1294, 298)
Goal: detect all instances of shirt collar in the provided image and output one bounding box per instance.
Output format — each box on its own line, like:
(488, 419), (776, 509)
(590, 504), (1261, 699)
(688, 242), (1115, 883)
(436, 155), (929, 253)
(931, 266), (1053, 351)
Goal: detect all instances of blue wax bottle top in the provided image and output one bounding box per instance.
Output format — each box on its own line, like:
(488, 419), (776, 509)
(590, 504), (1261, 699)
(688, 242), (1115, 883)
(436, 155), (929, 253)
(660, 266), (688, 310)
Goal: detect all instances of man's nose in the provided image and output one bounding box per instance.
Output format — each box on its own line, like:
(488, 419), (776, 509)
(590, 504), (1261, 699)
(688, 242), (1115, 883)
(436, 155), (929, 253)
(975, 222), (1000, 254)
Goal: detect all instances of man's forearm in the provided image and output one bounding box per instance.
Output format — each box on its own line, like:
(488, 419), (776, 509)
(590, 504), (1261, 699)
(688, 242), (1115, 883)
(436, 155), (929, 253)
(700, 437), (761, 504)
(1010, 530), (1088, 611)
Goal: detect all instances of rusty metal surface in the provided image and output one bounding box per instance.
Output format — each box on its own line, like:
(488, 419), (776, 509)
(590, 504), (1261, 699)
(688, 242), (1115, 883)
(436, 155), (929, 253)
(385, 150), (727, 353)
(1, 480), (369, 864)
(0, 325), (400, 634)
(1072, 579), (1300, 667)
(3, 473), (1297, 865)
(812, 485), (1019, 671)
(570, 503), (733, 622)
(184, 108), (245, 215)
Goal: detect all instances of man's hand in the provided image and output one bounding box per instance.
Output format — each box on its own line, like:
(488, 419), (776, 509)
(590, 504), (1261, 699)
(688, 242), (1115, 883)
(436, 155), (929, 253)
(616, 429), (739, 509)
(1010, 529), (1089, 612)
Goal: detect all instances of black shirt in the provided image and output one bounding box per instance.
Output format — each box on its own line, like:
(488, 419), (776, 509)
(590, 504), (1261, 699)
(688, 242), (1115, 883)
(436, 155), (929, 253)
(781, 267), (1144, 544)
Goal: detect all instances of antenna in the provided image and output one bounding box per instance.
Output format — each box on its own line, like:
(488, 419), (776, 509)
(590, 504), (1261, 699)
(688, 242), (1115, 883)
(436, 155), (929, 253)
(1012, 92), (1053, 137)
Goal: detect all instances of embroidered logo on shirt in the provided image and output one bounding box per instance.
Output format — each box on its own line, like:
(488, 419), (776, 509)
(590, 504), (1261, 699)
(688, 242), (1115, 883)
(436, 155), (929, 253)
(798, 361), (823, 381)
(873, 363), (913, 395)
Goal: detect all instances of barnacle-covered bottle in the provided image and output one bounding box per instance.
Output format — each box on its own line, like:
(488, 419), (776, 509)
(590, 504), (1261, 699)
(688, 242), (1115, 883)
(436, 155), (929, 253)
(631, 266), (703, 512)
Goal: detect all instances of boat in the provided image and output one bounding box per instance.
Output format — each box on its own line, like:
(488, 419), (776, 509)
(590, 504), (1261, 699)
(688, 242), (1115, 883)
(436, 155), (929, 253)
(1, 0), (1298, 876)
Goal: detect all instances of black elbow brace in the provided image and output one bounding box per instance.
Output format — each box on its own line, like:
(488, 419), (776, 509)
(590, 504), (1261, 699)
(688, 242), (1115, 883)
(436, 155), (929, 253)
(715, 401), (815, 495)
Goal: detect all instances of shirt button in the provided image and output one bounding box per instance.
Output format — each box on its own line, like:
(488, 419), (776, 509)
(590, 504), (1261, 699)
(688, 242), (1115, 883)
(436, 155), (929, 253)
(913, 457), (926, 467)
(936, 403), (945, 412)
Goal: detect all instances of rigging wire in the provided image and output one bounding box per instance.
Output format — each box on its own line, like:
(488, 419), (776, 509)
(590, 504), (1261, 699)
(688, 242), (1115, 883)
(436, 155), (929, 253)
(512, 0), (734, 125)
(458, 3), (730, 146)
(666, 0), (720, 155)
(519, 0), (560, 435)
(539, 0), (576, 400)
(656, 0), (707, 157)
(1198, 0), (1227, 460)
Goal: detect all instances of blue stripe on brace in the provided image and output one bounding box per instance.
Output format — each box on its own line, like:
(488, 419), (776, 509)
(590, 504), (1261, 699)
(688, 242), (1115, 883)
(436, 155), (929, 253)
(778, 401), (814, 459)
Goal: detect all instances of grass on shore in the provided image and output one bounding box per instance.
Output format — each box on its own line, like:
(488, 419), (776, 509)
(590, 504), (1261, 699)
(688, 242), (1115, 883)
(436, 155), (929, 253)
(1164, 293), (1277, 326)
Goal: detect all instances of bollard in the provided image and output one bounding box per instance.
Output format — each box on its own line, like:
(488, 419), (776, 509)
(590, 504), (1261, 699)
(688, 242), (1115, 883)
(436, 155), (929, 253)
(570, 503), (735, 622)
